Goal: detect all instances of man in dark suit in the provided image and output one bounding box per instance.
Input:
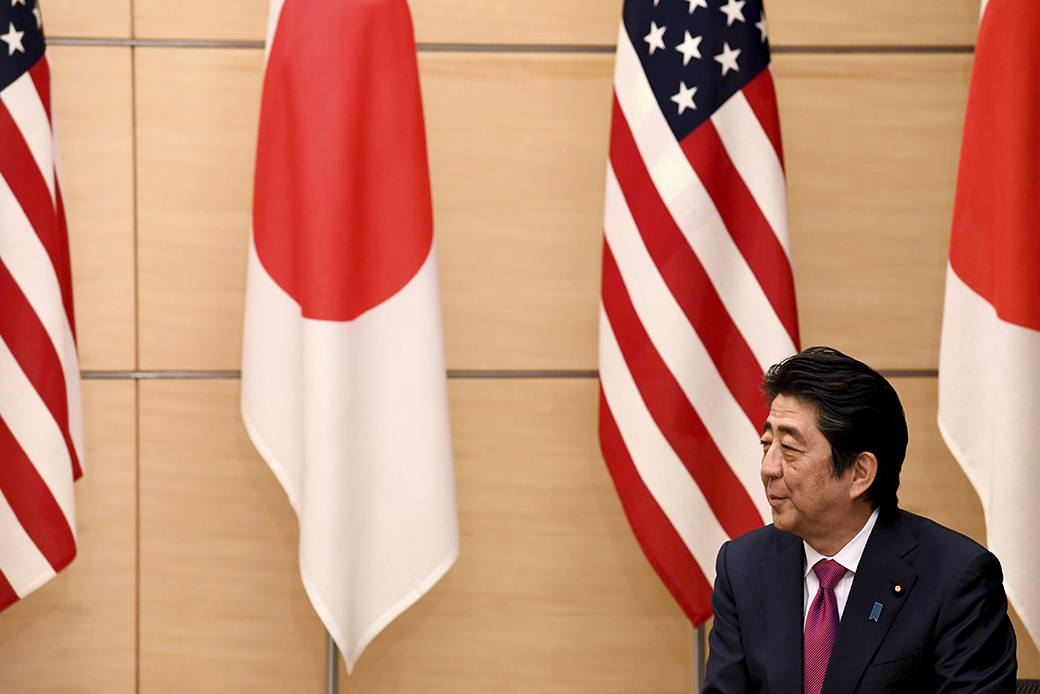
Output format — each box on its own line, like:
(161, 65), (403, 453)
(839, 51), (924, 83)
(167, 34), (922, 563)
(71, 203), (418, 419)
(703, 347), (1017, 694)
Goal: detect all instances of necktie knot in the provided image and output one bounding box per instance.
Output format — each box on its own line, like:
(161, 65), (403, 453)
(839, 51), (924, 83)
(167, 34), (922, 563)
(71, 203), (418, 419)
(813, 559), (846, 590)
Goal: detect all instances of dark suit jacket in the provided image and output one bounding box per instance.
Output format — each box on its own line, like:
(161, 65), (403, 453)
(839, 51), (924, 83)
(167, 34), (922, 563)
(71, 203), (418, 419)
(702, 509), (1017, 693)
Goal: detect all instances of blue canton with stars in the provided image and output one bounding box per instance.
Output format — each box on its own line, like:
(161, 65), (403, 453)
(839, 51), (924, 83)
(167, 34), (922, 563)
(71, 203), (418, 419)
(624, 0), (770, 141)
(0, 0), (45, 93)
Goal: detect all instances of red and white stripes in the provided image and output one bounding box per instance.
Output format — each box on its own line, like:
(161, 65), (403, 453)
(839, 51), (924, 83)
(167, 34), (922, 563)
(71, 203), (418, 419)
(599, 22), (797, 624)
(0, 54), (82, 610)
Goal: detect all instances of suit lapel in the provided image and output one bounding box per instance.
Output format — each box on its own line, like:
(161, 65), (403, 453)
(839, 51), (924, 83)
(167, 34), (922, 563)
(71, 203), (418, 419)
(823, 511), (919, 694)
(764, 530), (805, 694)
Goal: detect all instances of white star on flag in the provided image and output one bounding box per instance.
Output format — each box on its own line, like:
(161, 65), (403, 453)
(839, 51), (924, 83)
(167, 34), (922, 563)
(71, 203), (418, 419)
(714, 41), (741, 75)
(675, 31), (703, 65)
(687, 0), (708, 12)
(11, 0), (26, 6)
(720, 0), (746, 26)
(644, 21), (667, 55)
(756, 16), (768, 42)
(1, 22), (24, 55)
(32, 7), (40, 27)
(670, 81), (698, 114)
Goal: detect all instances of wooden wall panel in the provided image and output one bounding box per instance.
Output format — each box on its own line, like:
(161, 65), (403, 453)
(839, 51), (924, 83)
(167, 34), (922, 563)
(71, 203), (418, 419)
(129, 0), (620, 45)
(136, 48), (263, 371)
(43, 0), (131, 39)
(338, 378), (689, 692)
(51, 46), (137, 371)
(776, 53), (974, 370)
(133, 0), (268, 42)
(425, 53), (613, 371)
(0, 380), (137, 694)
(138, 380), (326, 694)
(414, 0), (980, 47)
(127, 0), (980, 48)
(411, 0), (621, 46)
(768, 0), (979, 47)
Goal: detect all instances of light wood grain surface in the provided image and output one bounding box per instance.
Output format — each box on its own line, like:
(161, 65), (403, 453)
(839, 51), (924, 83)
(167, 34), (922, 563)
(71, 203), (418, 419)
(135, 48), (263, 371)
(43, 0), (131, 38)
(779, 53), (974, 369)
(424, 53), (613, 370)
(767, 0), (980, 47)
(139, 379), (328, 694)
(119, 0), (982, 48)
(51, 45), (136, 371)
(0, 381), (137, 694)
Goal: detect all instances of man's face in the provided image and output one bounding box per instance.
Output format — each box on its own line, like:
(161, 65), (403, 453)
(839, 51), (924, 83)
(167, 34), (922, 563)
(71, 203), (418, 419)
(759, 394), (858, 549)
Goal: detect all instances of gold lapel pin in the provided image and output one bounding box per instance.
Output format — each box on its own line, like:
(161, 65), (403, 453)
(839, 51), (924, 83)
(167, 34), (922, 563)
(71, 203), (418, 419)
(892, 583), (904, 595)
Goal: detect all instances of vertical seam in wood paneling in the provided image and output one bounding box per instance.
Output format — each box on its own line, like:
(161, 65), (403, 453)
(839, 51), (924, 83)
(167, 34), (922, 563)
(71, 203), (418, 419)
(129, 1), (140, 690)
(133, 378), (141, 694)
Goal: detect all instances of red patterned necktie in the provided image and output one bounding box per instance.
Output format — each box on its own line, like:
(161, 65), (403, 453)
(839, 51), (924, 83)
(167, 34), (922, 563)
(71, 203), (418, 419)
(804, 559), (847, 694)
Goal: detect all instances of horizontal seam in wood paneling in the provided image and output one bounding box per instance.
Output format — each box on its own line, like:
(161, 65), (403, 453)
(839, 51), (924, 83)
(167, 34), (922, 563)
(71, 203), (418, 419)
(49, 38), (265, 48)
(418, 43), (615, 52)
(48, 37), (974, 54)
(82, 371), (243, 379)
(80, 369), (936, 380)
(449, 370), (598, 378)
(82, 370), (598, 379)
(772, 45), (974, 54)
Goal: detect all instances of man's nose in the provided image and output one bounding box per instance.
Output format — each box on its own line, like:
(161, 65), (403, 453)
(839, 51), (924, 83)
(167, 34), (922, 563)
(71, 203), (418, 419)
(760, 443), (781, 479)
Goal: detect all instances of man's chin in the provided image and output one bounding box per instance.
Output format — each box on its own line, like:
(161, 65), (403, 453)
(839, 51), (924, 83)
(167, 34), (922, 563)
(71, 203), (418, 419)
(769, 508), (791, 532)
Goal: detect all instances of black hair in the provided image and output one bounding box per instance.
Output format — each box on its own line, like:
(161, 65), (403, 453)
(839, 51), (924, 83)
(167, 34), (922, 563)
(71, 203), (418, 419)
(761, 346), (907, 512)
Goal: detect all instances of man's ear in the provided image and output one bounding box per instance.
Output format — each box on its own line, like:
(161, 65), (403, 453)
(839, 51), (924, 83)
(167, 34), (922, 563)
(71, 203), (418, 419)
(849, 451), (878, 502)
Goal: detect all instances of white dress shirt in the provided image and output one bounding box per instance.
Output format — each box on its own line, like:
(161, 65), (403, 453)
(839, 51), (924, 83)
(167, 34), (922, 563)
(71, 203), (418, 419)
(802, 507), (880, 629)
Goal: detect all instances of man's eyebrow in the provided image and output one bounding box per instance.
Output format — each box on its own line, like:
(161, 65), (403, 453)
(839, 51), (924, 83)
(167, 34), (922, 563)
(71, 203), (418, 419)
(760, 421), (806, 443)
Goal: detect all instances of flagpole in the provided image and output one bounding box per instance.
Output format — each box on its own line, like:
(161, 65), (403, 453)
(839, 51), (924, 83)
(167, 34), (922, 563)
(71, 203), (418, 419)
(692, 624), (706, 693)
(326, 632), (339, 694)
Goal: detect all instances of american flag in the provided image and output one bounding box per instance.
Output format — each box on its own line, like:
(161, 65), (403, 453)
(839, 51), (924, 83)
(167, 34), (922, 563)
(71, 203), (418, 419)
(0, 0), (83, 611)
(598, 0), (798, 624)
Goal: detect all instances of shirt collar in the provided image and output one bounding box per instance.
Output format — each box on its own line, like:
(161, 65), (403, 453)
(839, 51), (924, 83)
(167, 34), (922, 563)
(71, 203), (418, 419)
(803, 506), (880, 578)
